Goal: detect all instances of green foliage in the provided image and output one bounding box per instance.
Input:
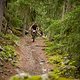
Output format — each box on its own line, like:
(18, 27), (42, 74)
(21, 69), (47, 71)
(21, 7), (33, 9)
(45, 41), (54, 55)
(10, 76), (20, 80)
(0, 33), (19, 50)
(45, 6), (80, 78)
(57, 77), (74, 80)
(10, 75), (42, 80)
(48, 69), (61, 80)
(48, 55), (63, 64)
(0, 45), (17, 65)
(0, 32), (5, 38)
(5, 0), (80, 79)
(27, 76), (42, 80)
(61, 6), (80, 54)
(4, 34), (19, 43)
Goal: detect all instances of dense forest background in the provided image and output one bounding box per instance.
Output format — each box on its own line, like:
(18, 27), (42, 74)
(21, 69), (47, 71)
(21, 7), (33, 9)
(0, 0), (80, 80)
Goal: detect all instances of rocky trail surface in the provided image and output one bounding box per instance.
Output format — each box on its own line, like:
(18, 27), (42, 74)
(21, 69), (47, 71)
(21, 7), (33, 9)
(16, 36), (52, 75)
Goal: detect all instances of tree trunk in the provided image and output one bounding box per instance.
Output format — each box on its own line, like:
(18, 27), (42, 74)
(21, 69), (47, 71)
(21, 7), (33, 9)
(0, 0), (6, 32)
(22, 16), (26, 36)
(62, 0), (66, 20)
(0, 0), (4, 32)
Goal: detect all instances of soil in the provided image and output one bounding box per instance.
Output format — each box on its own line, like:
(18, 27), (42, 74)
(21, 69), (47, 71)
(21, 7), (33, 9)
(0, 61), (17, 80)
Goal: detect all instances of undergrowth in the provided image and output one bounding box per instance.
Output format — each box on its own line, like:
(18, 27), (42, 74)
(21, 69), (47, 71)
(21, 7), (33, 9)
(0, 33), (19, 66)
(45, 40), (77, 79)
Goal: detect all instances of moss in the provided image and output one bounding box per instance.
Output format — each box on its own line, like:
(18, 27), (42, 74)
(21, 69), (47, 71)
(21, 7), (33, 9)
(58, 77), (74, 80)
(10, 76), (20, 80)
(27, 76), (42, 80)
(10, 75), (42, 80)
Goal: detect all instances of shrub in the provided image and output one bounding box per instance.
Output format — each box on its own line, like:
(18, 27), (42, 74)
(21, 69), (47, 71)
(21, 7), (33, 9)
(0, 45), (17, 65)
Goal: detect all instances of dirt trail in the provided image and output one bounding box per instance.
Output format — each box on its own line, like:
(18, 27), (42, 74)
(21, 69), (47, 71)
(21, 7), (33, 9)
(16, 36), (52, 75)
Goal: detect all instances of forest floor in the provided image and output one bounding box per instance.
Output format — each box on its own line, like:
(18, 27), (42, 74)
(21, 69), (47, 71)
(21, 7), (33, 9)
(1, 36), (52, 80)
(0, 36), (78, 80)
(15, 36), (52, 75)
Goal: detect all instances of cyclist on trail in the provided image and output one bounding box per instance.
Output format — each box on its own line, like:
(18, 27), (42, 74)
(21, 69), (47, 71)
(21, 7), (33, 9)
(30, 23), (43, 42)
(31, 23), (38, 42)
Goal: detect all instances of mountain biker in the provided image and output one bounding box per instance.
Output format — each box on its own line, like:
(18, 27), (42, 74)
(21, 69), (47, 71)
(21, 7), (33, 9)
(31, 23), (38, 42)
(30, 22), (43, 42)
